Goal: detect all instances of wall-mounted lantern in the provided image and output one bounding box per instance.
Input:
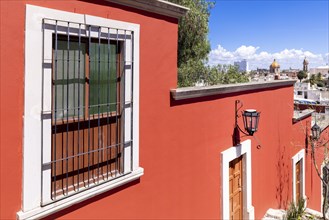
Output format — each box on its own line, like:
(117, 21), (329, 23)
(311, 122), (321, 141)
(235, 100), (260, 136)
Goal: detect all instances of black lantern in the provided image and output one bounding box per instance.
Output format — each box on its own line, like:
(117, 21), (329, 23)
(235, 100), (261, 136)
(242, 109), (260, 136)
(311, 123), (321, 141)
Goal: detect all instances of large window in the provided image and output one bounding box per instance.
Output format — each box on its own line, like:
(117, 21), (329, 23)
(51, 35), (124, 199)
(19, 5), (142, 219)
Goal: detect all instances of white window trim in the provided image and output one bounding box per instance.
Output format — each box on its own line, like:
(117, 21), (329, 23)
(292, 149), (306, 204)
(18, 5), (143, 219)
(221, 139), (254, 220)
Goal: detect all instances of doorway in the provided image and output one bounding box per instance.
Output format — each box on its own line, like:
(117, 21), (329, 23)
(229, 156), (243, 219)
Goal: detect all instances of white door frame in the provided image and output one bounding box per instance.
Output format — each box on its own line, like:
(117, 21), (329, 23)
(221, 139), (254, 219)
(292, 149), (306, 204)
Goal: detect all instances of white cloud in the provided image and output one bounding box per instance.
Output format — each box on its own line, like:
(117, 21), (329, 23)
(235, 45), (259, 58)
(208, 44), (328, 70)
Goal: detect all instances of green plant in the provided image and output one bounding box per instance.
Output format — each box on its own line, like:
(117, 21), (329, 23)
(169, 0), (214, 87)
(285, 198), (306, 220)
(297, 70), (307, 82)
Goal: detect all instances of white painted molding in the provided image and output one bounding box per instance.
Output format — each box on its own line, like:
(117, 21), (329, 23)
(22, 4), (141, 217)
(17, 168), (144, 220)
(221, 139), (254, 219)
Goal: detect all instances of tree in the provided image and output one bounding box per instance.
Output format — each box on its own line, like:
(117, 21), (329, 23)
(170, 0), (249, 87)
(310, 139), (329, 220)
(205, 64), (249, 85)
(222, 65), (249, 84)
(169, 0), (213, 67)
(317, 72), (323, 81)
(309, 74), (317, 86)
(306, 73), (326, 87)
(169, 0), (214, 87)
(297, 70), (307, 82)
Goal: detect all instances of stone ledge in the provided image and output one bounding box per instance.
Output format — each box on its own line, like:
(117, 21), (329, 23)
(171, 80), (297, 100)
(293, 109), (314, 123)
(108, 0), (189, 19)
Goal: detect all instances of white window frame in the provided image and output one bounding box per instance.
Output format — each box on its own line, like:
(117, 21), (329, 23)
(18, 5), (143, 219)
(221, 139), (254, 220)
(292, 149), (306, 204)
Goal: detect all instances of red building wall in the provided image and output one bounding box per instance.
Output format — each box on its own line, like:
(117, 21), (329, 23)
(1, 1), (178, 219)
(0, 1), (326, 219)
(1, 1), (25, 218)
(291, 115), (329, 212)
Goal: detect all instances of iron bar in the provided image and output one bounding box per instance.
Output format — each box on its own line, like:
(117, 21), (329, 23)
(97, 26), (101, 184)
(65, 23), (70, 196)
(45, 141), (128, 165)
(106, 27), (111, 179)
(43, 18), (132, 32)
(87, 25), (91, 187)
(53, 20), (59, 200)
(130, 31), (134, 172)
(115, 28), (119, 177)
(122, 30), (126, 174)
(77, 23), (81, 191)
(43, 169), (131, 206)
(41, 19), (45, 204)
(46, 19), (134, 202)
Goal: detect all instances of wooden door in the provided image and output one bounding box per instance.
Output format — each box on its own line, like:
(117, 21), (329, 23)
(229, 156), (243, 220)
(296, 160), (301, 201)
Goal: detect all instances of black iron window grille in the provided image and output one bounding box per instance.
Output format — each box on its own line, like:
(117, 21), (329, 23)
(42, 18), (135, 203)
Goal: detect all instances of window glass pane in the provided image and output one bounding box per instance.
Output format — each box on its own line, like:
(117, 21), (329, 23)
(89, 42), (117, 115)
(53, 40), (86, 119)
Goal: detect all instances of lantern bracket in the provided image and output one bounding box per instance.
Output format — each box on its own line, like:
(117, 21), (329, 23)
(235, 100), (250, 136)
(235, 100), (260, 136)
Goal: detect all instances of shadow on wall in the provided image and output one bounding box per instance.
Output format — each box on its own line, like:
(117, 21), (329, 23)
(42, 179), (140, 220)
(232, 126), (241, 146)
(78, 0), (177, 24)
(276, 144), (290, 209)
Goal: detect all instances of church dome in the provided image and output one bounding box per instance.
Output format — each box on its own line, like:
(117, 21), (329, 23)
(271, 59), (280, 68)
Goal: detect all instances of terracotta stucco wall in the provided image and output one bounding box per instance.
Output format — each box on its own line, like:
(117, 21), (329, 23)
(0, 1), (25, 219)
(291, 116), (328, 212)
(1, 1), (179, 219)
(0, 0), (325, 219)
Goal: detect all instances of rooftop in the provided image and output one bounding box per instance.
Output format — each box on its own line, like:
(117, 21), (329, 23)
(293, 109), (314, 123)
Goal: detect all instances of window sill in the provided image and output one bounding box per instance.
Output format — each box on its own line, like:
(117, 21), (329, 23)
(17, 167), (144, 220)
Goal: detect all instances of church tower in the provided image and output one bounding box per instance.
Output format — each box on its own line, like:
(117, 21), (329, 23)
(303, 57), (309, 72)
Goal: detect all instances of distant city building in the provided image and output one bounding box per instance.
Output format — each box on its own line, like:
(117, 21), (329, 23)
(234, 59), (249, 72)
(256, 68), (270, 75)
(294, 82), (329, 105)
(310, 65), (329, 78)
(282, 68), (298, 79)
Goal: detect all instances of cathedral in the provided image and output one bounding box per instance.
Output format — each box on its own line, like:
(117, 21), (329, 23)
(269, 59), (280, 79)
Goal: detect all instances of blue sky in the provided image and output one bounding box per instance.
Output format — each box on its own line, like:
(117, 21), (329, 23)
(208, 0), (329, 70)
